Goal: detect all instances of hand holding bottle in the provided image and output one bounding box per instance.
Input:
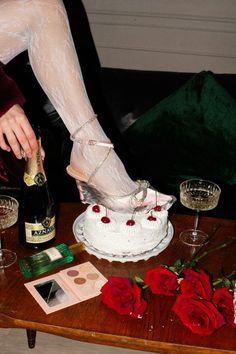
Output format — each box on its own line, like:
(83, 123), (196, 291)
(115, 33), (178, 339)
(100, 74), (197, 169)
(0, 104), (37, 159)
(18, 125), (56, 249)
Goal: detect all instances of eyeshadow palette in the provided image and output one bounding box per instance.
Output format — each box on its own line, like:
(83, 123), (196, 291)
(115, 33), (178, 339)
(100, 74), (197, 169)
(24, 261), (107, 314)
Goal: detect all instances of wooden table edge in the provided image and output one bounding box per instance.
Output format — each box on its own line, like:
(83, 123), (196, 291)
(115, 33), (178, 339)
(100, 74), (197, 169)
(0, 313), (235, 354)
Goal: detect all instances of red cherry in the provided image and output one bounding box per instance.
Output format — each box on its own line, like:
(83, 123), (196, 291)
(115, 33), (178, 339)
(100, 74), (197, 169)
(101, 216), (110, 223)
(154, 205), (161, 212)
(148, 215), (157, 221)
(92, 204), (100, 213)
(126, 219), (135, 226)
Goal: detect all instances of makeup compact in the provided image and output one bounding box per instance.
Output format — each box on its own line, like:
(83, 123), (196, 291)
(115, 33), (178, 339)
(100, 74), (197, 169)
(24, 261), (107, 314)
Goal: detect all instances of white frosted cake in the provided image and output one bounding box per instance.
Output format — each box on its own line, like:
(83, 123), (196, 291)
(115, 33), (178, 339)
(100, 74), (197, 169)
(82, 203), (169, 256)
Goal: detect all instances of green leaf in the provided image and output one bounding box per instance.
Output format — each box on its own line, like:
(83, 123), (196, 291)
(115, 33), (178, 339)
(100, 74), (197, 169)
(184, 260), (197, 269)
(169, 266), (177, 273)
(173, 259), (182, 268)
(223, 278), (231, 287)
(133, 276), (144, 285)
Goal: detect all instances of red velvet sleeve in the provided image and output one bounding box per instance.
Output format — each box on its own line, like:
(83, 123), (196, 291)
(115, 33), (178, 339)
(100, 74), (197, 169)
(0, 66), (25, 117)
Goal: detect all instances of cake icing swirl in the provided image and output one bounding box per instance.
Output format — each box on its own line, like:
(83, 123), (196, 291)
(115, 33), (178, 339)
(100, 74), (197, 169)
(83, 204), (169, 256)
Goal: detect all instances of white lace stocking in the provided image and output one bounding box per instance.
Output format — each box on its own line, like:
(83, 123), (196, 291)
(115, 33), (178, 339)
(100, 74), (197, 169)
(0, 0), (171, 211)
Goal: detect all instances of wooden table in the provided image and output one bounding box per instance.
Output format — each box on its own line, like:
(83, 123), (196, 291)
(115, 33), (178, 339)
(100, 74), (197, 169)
(0, 202), (236, 354)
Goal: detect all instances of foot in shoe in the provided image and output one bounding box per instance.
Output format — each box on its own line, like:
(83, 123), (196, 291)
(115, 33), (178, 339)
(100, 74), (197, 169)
(67, 116), (175, 213)
(67, 165), (175, 213)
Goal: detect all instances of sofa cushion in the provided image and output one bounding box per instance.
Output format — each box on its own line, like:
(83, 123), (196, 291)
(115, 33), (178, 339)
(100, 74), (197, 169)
(125, 71), (236, 194)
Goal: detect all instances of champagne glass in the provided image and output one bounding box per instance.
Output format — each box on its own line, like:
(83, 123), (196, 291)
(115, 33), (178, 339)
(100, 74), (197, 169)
(179, 179), (221, 246)
(0, 195), (19, 268)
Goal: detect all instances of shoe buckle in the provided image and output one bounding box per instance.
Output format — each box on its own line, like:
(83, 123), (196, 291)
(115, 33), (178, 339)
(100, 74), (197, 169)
(132, 180), (149, 206)
(87, 140), (114, 148)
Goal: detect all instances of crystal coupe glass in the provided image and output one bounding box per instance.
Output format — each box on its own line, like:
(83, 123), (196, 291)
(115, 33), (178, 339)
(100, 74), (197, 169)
(179, 179), (221, 246)
(0, 195), (19, 268)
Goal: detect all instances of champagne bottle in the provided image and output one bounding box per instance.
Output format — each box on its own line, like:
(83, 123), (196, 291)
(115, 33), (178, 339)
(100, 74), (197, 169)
(18, 243), (85, 278)
(18, 125), (56, 249)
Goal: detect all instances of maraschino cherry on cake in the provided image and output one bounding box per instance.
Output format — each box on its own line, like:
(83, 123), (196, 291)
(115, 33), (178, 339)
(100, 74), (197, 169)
(82, 202), (170, 257)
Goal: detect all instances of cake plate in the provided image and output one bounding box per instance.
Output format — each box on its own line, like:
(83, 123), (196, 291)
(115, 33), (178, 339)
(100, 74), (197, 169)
(73, 212), (174, 263)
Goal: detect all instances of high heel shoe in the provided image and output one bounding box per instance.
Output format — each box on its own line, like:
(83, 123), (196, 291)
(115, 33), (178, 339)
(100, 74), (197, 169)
(67, 116), (175, 213)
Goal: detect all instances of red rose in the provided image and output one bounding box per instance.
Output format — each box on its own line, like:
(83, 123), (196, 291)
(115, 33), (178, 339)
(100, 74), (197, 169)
(144, 265), (178, 296)
(101, 277), (147, 318)
(180, 269), (213, 300)
(212, 287), (236, 327)
(172, 294), (225, 335)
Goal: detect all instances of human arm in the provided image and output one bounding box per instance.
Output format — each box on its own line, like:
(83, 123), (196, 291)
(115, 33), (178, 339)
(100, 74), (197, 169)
(0, 66), (37, 158)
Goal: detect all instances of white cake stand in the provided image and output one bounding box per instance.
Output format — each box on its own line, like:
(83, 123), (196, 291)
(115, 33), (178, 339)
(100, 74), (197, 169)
(73, 212), (174, 263)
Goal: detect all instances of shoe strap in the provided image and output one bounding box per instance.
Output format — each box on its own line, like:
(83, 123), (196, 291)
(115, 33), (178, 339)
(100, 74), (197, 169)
(70, 115), (114, 148)
(70, 115), (114, 184)
(132, 180), (150, 207)
(70, 115), (97, 141)
(71, 138), (114, 148)
(87, 147), (113, 184)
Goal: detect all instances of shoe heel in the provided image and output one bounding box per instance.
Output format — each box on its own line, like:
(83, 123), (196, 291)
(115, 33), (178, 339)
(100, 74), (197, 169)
(67, 165), (104, 205)
(75, 180), (85, 201)
(79, 181), (104, 205)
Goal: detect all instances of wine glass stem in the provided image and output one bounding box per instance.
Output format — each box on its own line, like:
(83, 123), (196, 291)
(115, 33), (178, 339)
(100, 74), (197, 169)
(193, 210), (200, 238)
(0, 231), (3, 259)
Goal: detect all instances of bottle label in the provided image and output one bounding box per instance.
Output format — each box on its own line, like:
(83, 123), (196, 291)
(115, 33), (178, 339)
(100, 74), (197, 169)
(44, 247), (63, 262)
(24, 172), (47, 187)
(25, 216), (56, 244)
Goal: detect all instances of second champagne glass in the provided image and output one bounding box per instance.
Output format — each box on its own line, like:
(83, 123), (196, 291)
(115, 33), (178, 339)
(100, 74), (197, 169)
(179, 179), (221, 246)
(0, 195), (19, 268)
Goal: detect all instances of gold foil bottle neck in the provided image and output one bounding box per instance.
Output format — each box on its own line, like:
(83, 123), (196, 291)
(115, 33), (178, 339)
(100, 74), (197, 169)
(23, 138), (47, 187)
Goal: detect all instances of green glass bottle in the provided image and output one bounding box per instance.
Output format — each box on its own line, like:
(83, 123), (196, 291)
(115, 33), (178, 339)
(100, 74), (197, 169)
(18, 125), (56, 250)
(18, 243), (84, 278)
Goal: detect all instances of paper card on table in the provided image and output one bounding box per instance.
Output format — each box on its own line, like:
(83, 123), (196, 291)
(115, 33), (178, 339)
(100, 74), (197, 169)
(24, 261), (107, 314)
(59, 261), (107, 301)
(24, 273), (79, 314)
